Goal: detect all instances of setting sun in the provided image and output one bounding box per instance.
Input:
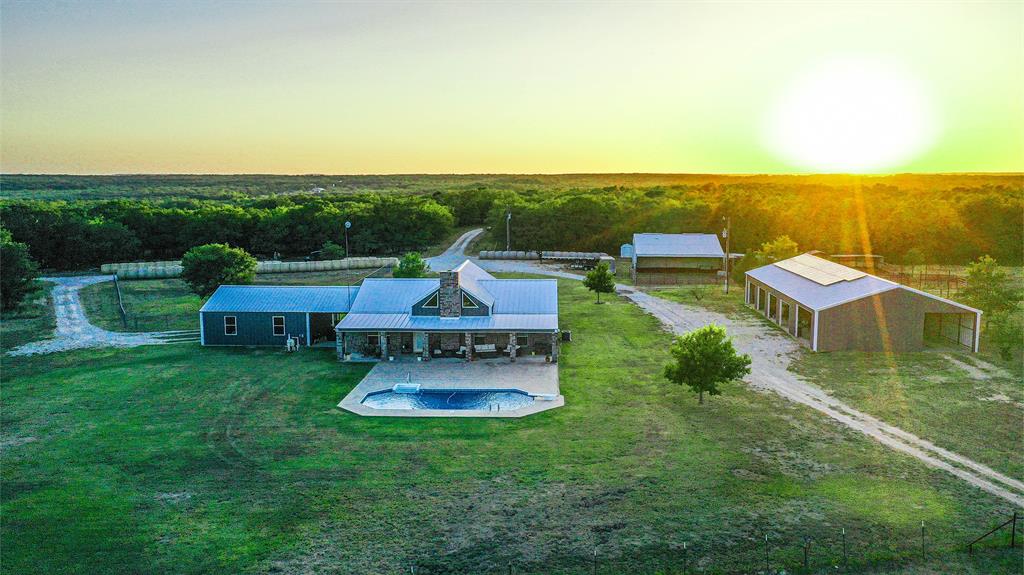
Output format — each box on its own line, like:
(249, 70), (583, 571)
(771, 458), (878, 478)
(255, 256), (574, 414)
(765, 57), (937, 173)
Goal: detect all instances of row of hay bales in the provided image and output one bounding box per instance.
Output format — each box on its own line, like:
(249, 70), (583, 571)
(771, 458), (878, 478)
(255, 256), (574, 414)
(478, 251), (537, 260)
(479, 250), (607, 260)
(103, 257), (399, 279)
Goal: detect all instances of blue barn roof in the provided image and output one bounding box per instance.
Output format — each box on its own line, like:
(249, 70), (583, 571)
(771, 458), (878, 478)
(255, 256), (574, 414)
(200, 285), (360, 313)
(633, 233), (724, 258)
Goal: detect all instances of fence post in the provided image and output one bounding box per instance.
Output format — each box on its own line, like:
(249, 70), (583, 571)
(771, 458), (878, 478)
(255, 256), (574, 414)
(1012, 512), (1018, 549)
(842, 528), (847, 570)
(764, 533), (769, 574)
(592, 547), (597, 575)
(682, 541), (687, 575)
(920, 521), (925, 561)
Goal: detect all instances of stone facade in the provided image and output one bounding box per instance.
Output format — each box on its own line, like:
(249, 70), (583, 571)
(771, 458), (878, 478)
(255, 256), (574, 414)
(438, 271), (462, 318)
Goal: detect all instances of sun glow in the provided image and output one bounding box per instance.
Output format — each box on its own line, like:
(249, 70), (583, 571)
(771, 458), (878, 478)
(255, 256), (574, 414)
(765, 57), (937, 173)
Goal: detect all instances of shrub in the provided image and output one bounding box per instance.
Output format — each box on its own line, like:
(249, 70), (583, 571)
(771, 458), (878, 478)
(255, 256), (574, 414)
(180, 244), (257, 298)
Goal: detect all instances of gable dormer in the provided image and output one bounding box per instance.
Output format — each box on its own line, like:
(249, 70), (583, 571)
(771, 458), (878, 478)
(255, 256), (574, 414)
(411, 269), (490, 317)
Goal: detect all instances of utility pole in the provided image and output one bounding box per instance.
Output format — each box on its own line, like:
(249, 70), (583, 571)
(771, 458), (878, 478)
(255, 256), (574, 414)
(722, 215), (731, 294)
(506, 210), (512, 251)
(344, 220), (351, 258)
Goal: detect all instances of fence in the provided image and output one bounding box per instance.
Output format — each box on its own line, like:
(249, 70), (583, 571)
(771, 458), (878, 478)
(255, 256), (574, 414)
(404, 514), (1021, 575)
(112, 274), (128, 329)
(875, 265), (967, 299)
(634, 272), (723, 288)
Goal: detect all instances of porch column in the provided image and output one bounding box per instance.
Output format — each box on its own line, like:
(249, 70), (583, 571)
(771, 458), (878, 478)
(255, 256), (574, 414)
(379, 331), (388, 359)
(550, 333), (559, 363)
(465, 332), (474, 361)
(509, 332), (517, 362)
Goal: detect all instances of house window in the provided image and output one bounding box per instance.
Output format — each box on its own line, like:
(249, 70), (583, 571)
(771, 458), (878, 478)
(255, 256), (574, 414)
(423, 293), (439, 308)
(516, 335), (529, 348)
(272, 316), (285, 336)
(462, 292), (478, 308)
(224, 316), (237, 336)
(367, 334), (380, 347)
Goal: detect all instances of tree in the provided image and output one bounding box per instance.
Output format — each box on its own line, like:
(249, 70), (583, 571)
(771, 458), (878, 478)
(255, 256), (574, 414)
(759, 235), (799, 263)
(321, 241), (346, 260)
(180, 243), (257, 298)
(960, 255), (1021, 322)
(901, 247), (925, 270)
(988, 306), (1023, 361)
(393, 252), (428, 278)
(664, 324), (752, 404)
(583, 262), (615, 303)
(0, 229), (40, 311)
(730, 252), (762, 286)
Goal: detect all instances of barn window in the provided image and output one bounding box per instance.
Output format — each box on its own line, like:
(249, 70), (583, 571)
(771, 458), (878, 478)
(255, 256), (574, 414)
(367, 334), (380, 347)
(462, 292), (478, 308)
(272, 316), (285, 336)
(224, 316), (237, 336)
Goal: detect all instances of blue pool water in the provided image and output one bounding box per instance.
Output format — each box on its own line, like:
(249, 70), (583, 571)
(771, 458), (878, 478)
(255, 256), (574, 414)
(361, 389), (534, 411)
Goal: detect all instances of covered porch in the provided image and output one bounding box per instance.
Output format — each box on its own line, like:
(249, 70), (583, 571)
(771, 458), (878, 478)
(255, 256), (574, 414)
(336, 329), (559, 362)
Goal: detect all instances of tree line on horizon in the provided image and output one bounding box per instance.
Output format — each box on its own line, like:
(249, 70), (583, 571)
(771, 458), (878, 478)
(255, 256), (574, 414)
(0, 180), (1020, 271)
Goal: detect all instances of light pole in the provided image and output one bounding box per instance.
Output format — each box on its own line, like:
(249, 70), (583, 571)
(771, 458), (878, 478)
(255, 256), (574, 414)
(506, 210), (512, 251)
(722, 215), (731, 294)
(344, 220), (351, 258)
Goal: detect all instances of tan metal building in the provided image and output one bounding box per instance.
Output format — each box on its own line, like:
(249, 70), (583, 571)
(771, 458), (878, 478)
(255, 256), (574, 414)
(631, 233), (725, 274)
(744, 253), (981, 352)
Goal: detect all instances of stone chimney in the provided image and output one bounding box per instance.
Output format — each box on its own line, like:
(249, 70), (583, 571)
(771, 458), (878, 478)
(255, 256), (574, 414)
(438, 271), (462, 318)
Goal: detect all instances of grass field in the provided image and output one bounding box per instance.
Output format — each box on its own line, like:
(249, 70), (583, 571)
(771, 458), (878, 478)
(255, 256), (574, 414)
(792, 349), (1024, 480)
(646, 285), (756, 320)
(3, 278), (1020, 574)
(0, 280), (55, 353)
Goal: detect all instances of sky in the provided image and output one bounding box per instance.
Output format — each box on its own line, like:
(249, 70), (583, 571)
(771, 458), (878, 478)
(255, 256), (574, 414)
(1, 1), (1021, 174)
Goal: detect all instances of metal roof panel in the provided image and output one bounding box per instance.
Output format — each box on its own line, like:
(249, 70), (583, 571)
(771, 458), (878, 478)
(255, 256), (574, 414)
(633, 233), (725, 258)
(200, 285), (360, 313)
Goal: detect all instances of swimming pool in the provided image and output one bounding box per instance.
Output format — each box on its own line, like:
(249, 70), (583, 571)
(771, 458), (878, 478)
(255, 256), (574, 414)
(360, 389), (535, 411)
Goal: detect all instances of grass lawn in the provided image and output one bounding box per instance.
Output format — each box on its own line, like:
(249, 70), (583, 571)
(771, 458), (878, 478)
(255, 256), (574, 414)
(79, 270), (380, 333)
(3, 279), (1020, 574)
(791, 347), (1024, 480)
(646, 285), (759, 320)
(0, 280), (55, 353)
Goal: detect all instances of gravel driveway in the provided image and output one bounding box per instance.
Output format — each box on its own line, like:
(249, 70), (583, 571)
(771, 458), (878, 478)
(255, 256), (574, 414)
(438, 228), (1024, 506)
(7, 276), (196, 356)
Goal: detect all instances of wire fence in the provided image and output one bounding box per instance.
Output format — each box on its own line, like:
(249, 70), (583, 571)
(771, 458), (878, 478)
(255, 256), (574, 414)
(874, 265), (967, 299)
(633, 272), (723, 288)
(403, 515), (1021, 575)
(112, 273), (129, 329)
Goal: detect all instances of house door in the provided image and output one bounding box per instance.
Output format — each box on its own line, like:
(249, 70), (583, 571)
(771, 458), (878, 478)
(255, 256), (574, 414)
(413, 332), (425, 353)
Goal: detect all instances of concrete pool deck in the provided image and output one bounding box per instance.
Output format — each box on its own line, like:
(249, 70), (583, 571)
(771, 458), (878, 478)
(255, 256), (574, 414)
(338, 356), (563, 418)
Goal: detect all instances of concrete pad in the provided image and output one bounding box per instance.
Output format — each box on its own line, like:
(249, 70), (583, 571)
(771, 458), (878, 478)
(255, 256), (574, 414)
(338, 356), (562, 418)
